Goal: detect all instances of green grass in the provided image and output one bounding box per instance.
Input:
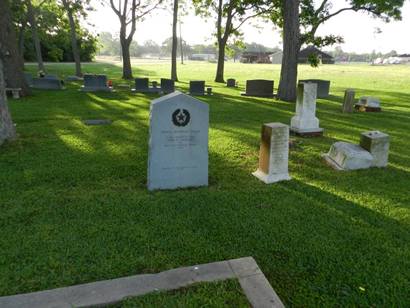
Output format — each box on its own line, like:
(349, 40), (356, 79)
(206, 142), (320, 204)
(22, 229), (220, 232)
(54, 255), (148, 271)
(0, 60), (409, 306)
(114, 280), (249, 307)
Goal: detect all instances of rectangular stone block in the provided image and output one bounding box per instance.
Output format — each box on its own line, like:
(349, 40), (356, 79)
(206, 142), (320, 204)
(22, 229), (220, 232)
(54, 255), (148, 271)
(323, 142), (373, 171)
(298, 79), (330, 98)
(148, 91), (209, 190)
(342, 89), (355, 113)
(360, 131), (389, 167)
(161, 78), (175, 94)
(241, 80), (274, 98)
(189, 81), (205, 95)
(253, 123), (291, 184)
(82, 74), (111, 92)
(32, 78), (63, 90)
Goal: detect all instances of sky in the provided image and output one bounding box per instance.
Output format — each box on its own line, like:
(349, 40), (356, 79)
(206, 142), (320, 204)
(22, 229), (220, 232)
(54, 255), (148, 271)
(86, 1), (410, 54)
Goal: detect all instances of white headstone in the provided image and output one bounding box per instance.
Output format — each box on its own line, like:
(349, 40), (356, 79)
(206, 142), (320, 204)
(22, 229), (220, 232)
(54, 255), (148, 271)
(253, 123), (291, 184)
(147, 91), (209, 190)
(360, 131), (389, 167)
(323, 142), (373, 171)
(290, 82), (323, 136)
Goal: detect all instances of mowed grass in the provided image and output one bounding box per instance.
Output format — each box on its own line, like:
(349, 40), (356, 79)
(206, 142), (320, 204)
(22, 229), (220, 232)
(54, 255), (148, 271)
(0, 60), (409, 306)
(116, 280), (249, 307)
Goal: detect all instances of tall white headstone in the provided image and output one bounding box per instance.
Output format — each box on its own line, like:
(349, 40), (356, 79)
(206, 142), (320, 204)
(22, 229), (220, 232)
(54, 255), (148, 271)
(290, 82), (323, 136)
(253, 123), (291, 184)
(148, 91), (209, 190)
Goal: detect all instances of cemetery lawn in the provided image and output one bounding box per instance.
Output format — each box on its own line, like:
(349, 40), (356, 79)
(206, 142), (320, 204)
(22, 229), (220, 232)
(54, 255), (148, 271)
(1, 60), (409, 306)
(117, 279), (249, 307)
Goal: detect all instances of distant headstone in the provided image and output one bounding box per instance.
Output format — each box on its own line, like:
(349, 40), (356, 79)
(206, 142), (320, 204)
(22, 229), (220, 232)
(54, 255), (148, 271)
(298, 79), (330, 98)
(227, 78), (236, 87)
(24, 73), (33, 86)
(241, 80), (274, 98)
(32, 77), (64, 90)
(132, 78), (161, 93)
(290, 82), (323, 136)
(253, 123), (291, 184)
(147, 91), (209, 190)
(189, 81), (206, 95)
(161, 78), (175, 94)
(206, 87), (213, 95)
(133, 78), (149, 93)
(355, 96), (381, 112)
(360, 131), (389, 167)
(81, 74), (112, 92)
(342, 89), (355, 113)
(44, 74), (59, 80)
(323, 142), (373, 170)
(83, 119), (112, 126)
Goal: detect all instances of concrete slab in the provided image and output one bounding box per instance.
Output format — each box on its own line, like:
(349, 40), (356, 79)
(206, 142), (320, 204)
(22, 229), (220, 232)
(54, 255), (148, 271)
(0, 257), (284, 308)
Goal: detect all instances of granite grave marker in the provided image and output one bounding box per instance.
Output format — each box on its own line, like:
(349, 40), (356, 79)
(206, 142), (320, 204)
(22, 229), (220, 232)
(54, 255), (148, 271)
(298, 79), (330, 98)
(241, 80), (274, 98)
(147, 91), (209, 190)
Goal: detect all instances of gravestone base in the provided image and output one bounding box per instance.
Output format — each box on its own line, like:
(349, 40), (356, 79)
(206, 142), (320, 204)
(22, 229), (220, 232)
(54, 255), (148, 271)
(188, 91), (211, 96)
(131, 88), (161, 94)
(240, 92), (275, 98)
(322, 142), (373, 171)
(355, 105), (382, 112)
(81, 86), (113, 92)
(66, 76), (83, 82)
(252, 169), (291, 184)
(290, 127), (324, 137)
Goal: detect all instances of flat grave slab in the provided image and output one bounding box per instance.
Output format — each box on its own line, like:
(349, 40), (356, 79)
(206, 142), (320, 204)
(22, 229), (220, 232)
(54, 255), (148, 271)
(32, 77), (64, 90)
(83, 119), (112, 126)
(323, 142), (373, 170)
(0, 257), (284, 308)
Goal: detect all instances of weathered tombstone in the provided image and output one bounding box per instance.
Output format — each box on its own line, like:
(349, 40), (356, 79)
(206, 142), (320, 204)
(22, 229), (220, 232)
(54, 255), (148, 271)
(298, 79), (330, 98)
(322, 142), (373, 170)
(32, 77), (64, 90)
(189, 80), (206, 95)
(360, 131), (389, 167)
(133, 78), (149, 93)
(81, 74), (112, 92)
(24, 73), (33, 86)
(227, 78), (236, 87)
(161, 78), (175, 94)
(355, 96), (381, 112)
(241, 80), (274, 98)
(253, 123), (291, 184)
(290, 82), (323, 136)
(148, 91), (209, 190)
(342, 89), (355, 113)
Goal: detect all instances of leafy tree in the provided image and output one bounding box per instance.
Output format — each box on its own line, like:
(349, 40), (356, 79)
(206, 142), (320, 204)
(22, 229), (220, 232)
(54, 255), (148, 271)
(60, 0), (92, 77)
(107, 0), (162, 79)
(193, 0), (267, 83)
(0, 0), (30, 96)
(272, 0), (406, 102)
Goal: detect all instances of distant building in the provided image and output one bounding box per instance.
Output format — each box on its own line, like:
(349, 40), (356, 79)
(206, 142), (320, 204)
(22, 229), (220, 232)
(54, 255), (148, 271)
(298, 46), (335, 64)
(189, 54), (216, 61)
(240, 52), (273, 64)
(270, 51), (283, 64)
(398, 54), (410, 62)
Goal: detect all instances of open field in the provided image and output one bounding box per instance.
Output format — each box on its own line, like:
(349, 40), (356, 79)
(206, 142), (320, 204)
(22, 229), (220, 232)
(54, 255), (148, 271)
(1, 61), (409, 306)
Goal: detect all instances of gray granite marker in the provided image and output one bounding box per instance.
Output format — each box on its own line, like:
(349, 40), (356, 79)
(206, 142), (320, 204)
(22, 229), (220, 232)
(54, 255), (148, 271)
(342, 89), (355, 113)
(298, 79), (330, 98)
(360, 131), (389, 167)
(241, 80), (274, 98)
(147, 91), (209, 190)
(253, 123), (291, 184)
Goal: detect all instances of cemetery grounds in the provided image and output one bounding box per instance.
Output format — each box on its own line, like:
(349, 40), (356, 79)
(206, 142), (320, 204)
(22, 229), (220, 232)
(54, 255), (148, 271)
(0, 61), (409, 306)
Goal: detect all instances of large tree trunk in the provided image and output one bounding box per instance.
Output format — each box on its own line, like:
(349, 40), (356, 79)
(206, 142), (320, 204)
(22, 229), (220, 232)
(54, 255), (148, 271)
(179, 20), (184, 64)
(215, 39), (226, 83)
(26, 0), (46, 73)
(0, 0), (31, 96)
(0, 55), (17, 146)
(120, 37), (133, 79)
(62, 0), (82, 77)
(278, 0), (300, 102)
(18, 21), (26, 58)
(171, 0), (178, 81)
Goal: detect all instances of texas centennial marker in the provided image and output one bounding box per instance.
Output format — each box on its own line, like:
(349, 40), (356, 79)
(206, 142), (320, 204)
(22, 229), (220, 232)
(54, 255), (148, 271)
(147, 91), (209, 190)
